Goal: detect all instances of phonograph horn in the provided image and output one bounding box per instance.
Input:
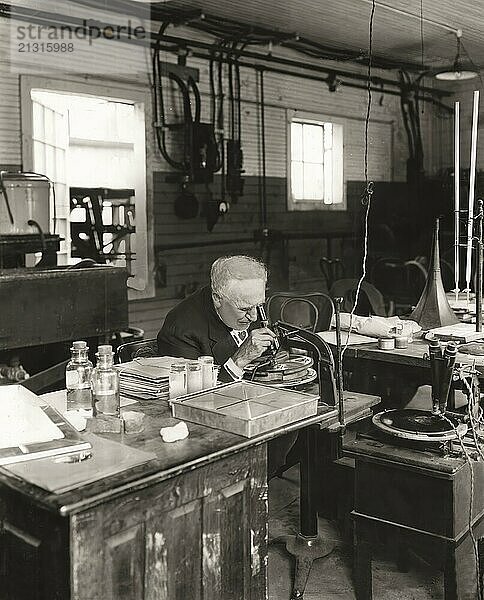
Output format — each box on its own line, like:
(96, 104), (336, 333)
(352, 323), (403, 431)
(409, 218), (459, 329)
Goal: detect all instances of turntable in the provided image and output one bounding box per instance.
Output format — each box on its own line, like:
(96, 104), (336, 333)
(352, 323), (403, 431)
(372, 409), (467, 442)
(244, 351), (317, 388)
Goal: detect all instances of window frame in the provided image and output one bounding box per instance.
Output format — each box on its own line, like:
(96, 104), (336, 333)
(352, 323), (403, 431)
(286, 110), (345, 212)
(20, 75), (153, 300)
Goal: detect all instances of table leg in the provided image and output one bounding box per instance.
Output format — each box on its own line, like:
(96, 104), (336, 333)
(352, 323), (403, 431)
(354, 519), (372, 600)
(284, 426), (334, 599)
(445, 534), (481, 600)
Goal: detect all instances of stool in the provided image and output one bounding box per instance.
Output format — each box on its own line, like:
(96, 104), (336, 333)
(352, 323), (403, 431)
(344, 432), (484, 600)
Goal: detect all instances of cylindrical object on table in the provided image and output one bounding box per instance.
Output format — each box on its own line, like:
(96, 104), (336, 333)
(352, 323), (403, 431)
(378, 337), (395, 350)
(66, 340), (93, 413)
(91, 345), (119, 417)
(198, 355), (216, 389)
(187, 361), (203, 394)
(438, 342), (457, 414)
(169, 361), (187, 399)
(428, 338), (442, 414)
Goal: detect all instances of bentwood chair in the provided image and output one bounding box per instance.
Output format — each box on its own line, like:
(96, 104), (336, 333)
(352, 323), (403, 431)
(266, 291), (335, 333)
(115, 338), (158, 364)
(329, 278), (390, 317)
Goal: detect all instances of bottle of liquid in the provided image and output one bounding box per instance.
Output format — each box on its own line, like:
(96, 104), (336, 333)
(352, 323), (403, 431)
(91, 345), (120, 417)
(186, 361), (203, 394)
(169, 361), (187, 400)
(66, 341), (93, 412)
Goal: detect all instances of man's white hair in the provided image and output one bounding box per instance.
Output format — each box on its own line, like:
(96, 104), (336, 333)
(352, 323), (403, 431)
(211, 255), (267, 299)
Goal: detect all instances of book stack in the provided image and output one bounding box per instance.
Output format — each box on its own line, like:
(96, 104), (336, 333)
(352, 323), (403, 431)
(116, 357), (174, 401)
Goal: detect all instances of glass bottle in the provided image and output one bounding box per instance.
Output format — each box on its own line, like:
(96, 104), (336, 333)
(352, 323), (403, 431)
(91, 345), (120, 417)
(66, 340), (93, 413)
(169, 361), (187, 400)
(198, 355), (215, 389)
(187, 361), (203, 394)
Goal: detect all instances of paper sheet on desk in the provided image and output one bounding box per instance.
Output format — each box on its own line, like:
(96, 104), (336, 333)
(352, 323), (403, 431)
(317, 331), (378, 345)
(4, 434), (156, 494)
(0, 385), (64, 448)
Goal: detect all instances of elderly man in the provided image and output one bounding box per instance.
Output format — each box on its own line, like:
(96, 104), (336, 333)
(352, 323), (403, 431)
(157, 255), (295, 477)
(157, 255), (277, 382)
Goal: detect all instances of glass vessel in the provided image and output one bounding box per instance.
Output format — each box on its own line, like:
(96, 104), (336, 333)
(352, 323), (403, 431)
(169, 361), (187, 400)
(91, 345), (120, 417)
(66, 340), (93, 412)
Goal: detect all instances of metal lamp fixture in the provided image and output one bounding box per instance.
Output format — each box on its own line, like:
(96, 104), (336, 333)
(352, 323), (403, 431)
(435, 29), (478, 81)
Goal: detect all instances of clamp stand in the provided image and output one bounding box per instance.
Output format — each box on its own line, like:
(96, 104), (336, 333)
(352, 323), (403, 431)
(274, 304), (345, 598)
(286, 425), (335, 599)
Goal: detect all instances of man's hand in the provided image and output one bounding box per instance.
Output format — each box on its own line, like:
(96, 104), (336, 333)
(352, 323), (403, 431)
(232, 327), (278, 370)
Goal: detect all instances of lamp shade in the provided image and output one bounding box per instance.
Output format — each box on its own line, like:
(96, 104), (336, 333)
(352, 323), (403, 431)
(435, 67), (478, 81)
(434, 31), (479, 81)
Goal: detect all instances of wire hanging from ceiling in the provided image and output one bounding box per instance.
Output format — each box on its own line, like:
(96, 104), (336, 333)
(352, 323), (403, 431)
(343, 0), (376, 357)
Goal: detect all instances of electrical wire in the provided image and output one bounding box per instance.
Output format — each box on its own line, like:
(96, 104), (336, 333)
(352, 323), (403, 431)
(152, 22), (185, 170)
(443, 408), (484, 600)
(342, 0), (376, 358)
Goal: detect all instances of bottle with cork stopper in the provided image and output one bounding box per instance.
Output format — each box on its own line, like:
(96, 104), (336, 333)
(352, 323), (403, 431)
(66, 340), (93, 413)
(91, 344), (120, 417)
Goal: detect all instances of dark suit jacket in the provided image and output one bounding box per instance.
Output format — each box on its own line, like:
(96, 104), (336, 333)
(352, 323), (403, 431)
(157, 285), (244, 381)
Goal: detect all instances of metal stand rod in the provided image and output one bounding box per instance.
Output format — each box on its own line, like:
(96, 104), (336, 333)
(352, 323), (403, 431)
(476, 199), (483, 332)
(284, 426), (334, 599)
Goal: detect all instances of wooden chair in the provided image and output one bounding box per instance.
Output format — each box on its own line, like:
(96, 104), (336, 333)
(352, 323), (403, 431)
(329, 278), (389, 316)
(115, 338), (158, 364)
(266, 291), (335, 332)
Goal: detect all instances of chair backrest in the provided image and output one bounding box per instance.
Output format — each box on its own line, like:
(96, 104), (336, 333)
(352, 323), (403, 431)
(115, 338), (158, 364)
(329, 278), (387, 316)
(266, 292), (335, 332)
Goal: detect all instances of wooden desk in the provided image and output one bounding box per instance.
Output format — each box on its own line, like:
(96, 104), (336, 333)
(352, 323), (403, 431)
(0, 392), (377, 600)
(342, 339), (484, 408)
(344, 431), (484, 600)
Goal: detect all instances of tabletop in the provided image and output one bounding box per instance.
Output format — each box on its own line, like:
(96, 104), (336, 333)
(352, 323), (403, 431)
(342, 338), (484, 370)
(0, 388), (379, 516)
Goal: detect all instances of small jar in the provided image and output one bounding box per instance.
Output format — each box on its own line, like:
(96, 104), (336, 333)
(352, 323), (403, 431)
(169, 362), (187, 400)
(187, 361), (203, 394)
(198, 355), (215, 389)
(378, 336), (395, 350)
(395, 335), (408, 349)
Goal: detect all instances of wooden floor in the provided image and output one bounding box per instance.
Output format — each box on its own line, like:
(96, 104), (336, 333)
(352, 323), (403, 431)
(268, 466), (444, 600)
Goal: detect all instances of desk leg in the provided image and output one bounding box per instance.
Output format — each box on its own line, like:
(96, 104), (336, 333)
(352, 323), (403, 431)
(354, 519), (372, 600)
(445, 535), (481, 600)
(284, 426), (334, 599)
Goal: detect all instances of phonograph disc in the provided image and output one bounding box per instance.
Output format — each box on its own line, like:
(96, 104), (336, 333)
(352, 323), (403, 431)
(372, 409), (467, 442)
(244, 353), (314, 386)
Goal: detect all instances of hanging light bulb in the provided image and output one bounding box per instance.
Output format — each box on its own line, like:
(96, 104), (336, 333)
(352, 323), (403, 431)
(435, 29), (478, 81)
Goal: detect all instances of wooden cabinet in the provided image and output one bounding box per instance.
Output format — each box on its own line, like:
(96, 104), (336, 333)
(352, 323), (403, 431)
(0, 445), (267, 600)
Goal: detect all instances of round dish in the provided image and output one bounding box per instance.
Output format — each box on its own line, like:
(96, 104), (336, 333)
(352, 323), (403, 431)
(250, 367), (317, 388)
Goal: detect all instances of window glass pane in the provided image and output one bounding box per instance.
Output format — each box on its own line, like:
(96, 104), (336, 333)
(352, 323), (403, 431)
(291, 123), (303, 161)
(302, 124), (323, 163)
(303, 163), (324, 200)
(323, 122), (333, 150)
(291, 161), (304, 200)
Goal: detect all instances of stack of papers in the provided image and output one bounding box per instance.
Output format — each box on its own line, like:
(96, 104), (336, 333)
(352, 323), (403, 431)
(116, 356), (175, 401)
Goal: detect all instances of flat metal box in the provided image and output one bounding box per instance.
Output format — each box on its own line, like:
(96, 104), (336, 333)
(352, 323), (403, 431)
(171, 381), (319, 437)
